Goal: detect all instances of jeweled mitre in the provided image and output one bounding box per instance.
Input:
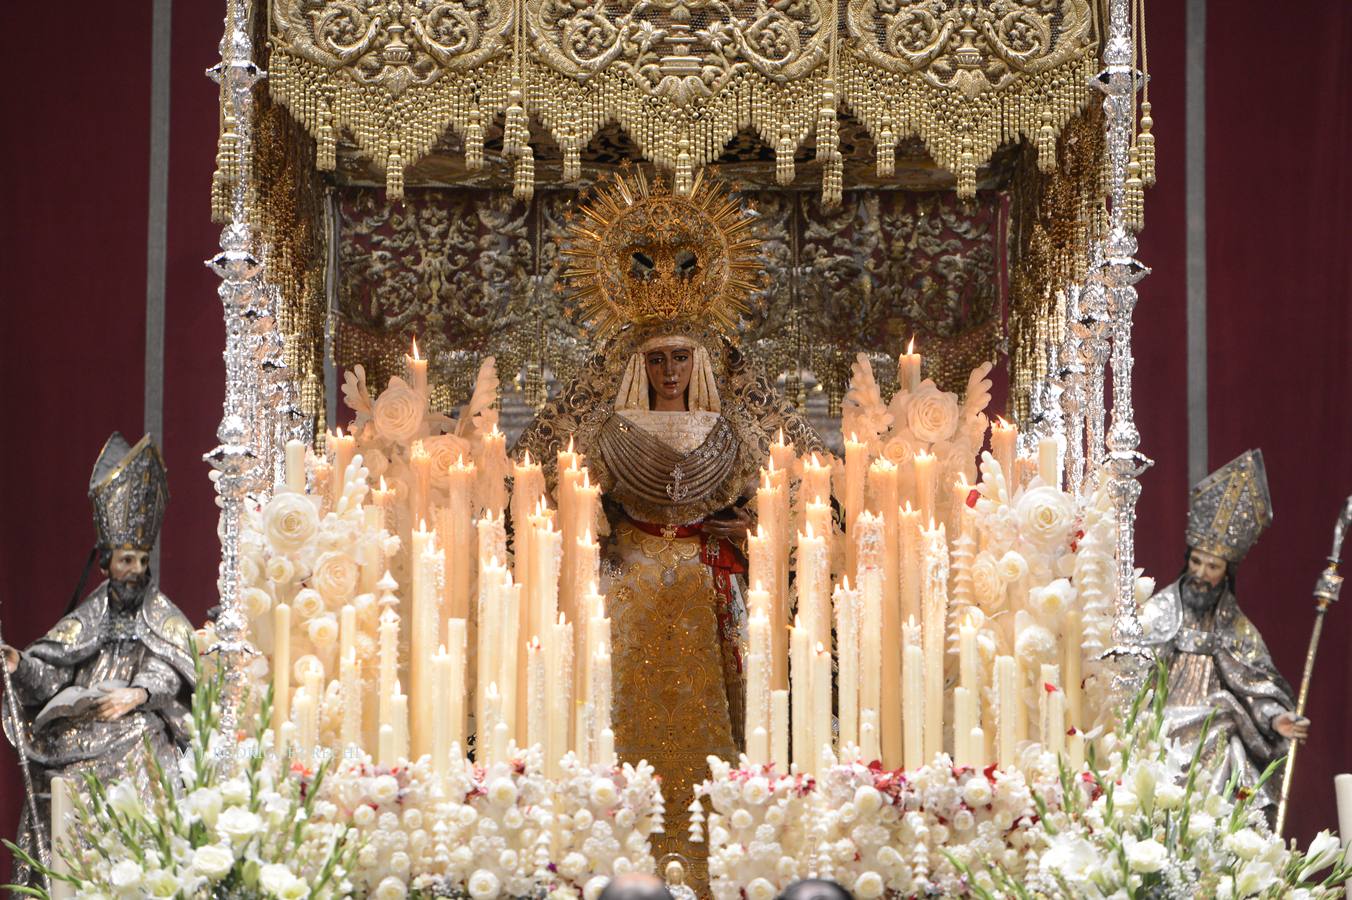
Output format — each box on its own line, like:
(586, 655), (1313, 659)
(89, 432), (170, 552)
(560, 168), (762, 342)
(1185, 448), (1272, 563)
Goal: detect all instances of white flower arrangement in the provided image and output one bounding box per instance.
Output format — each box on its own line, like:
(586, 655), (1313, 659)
(696, 671), (1352, 900)
(8, 659), (356, 900)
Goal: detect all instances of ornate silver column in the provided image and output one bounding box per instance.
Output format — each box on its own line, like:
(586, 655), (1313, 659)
(205, 0), (266, 752)
(1094, 0), (1154, 667)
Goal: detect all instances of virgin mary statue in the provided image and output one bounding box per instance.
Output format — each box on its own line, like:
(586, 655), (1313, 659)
(514, 171), (822, 871)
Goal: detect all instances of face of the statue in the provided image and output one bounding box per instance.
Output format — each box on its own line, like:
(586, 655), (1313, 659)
(1186, 548), (1227, 589)
(108, 549), (151, 586)
(645, 344), (694, 411)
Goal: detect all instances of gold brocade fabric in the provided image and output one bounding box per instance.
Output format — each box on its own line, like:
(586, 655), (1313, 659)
(607, 523), (738, 890)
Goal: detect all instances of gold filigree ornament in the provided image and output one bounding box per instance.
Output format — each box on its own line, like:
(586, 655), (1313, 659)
(560, 169), (764, 341)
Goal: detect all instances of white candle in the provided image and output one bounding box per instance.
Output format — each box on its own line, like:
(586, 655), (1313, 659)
(1037, 437), (1060, 488)
(913, 450), (937, 529)
(479, 425), (510, 519)
(447, 618), (467, 752)
(272, 603), (291, 733)
(598, 727), (617, 768)
(844, 434), (868, 578)
(995, 655), (1016, 768)
(898, 337), (921, 392)
(410, 442), (432, 529)
(340, 647), (361, 750)
(797, 523), (829, 648)
(50, 776), (72, 899)
(867, 460), (901, 768)
(790, 619), (810, 772)
(477, 511), (507, 565)
(293, 688), (314, 762)
(406, 337), (428, 396)
(991, 418), (1017, 485)
(834, 580), (860, 750)
(1068, 729), (1086, 771)
(860, 709), (880, 764)
(899, 503), (922, 624)
(856, 514), (884, 736)
(378, 723), (396, 767)
(284, 439), (307, 494)
(771, 689), (790, 769)
(959, 615), (978, 692)
(1040, 664), (1063, 753)
(812, 642), (831, 773)
(329, 430), (356, 508)
(800, 452), (832, 530)
(953, 686), (974, 767)
(746, 609), (771, 763)
(748, 726), (769, 766)
(1064, 610), (1083, 731)
(902, 618), (924, 771)
(392, 687), (409, 762)
(1333, 773), (1352, 894)
(920, 524), (949, 764)
(432, 646), (451, 773)
(443, 455), (475, 620)
(526, 636), (544, 749)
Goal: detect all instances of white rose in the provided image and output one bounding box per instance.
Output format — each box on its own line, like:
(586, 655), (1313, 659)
(1015, 486), (1076, 550)
(589, 777), (619, 808)
(293, 588), (325, 620)
(1223, 828), (1267, 861)
(266, 555), (297, 585)
(190, 842), (235, 879)
(259, 863), (295, 895)
(423, 435), (472, 491)
(488, 777), (518, 807)
(853, 784), (883, 814)
(1126, 838), (1167, 873)
(906, 383), (960, 444)
(307, 614), (339, 648)
(217, 806), (262, 843)
(881, 435), (918, 466)
(746, 878), (777, 900)
(372, 380), (424, 444)
(144, 869), (180, 898)
(243, 587), (273, 619)
(220, 777), (251, 806)
(467, 869), (501, 900)
(313, 551), (360, 604)
(962, 777), (993, 807)
(293, 654), (325, 685)
(363, 448), (390, 482)
(997, 550), (1029, 584)
(971, 553), (1005, 610)
(1186, 812), (1216, 839)
(1014, 624), (1055, 665)
(742, 776), (771, 805)
(1028, 578), (1076, 620)
(374, 876), (408, 900)
(263, 493), (320, 554)
(109, 859), (142, 890)
(371, 774), (400, 804)
(853, 871), (885, 900)
(729, 809), (754, 830)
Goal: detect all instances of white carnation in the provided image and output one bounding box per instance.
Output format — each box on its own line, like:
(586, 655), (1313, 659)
(467, 869), (502, 900)
(216, 806), (263, 842)
(487, 777), (519, 807)
(853, 870), (885, 900)
(374, 876), (409, 900)
(1126, 838), (1167, 873)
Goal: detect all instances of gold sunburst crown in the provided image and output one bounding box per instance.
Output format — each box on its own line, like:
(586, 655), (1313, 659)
(561, 168), (764, 341)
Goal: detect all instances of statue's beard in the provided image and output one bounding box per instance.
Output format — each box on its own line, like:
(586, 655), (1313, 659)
(109, 573), (150, 610)
(1181, 575), (1223, 613)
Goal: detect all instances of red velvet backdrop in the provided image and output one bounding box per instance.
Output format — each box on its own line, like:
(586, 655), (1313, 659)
(1, 1), (1348, 866)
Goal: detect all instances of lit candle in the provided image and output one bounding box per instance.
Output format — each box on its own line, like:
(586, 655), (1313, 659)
(844, 434), (868, 578)
(1037, 437), (1060, 488)
(378, 606), (398, 737)
(329, 430), (356, 508)
(771, 689), (789, 769)
(1064, 610), (1083, 731)
(995, 655), (1016, 768)
(479, 424), (509, 519)
(898, 336), (921, 393)
(796, 522), (829, 648)
(477, 511), (506, 564)
(991, 417), (1018, 485)
(867, 460), (901, 767)
(406, 336), (428, 397)
(800, 452), (832, 530)
(920, 525), (949, 764)
(805, 496), (832, 544)
(902, 618), (924, 770)
(443, 454), (476, 620)
(284, 439), (307, 494)
(411, 442), (432, 527)
(860, 709), (880, 764)
(770, 429), (797, 487)
(372, 476), (394, 529)
(951, 475), (973, 539)
(856, 513), (884, 743)
(272, 603), (291, 733)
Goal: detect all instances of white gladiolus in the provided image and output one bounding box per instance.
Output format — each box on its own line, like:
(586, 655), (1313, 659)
(1298, 830), (1343, 880)
(108, 859), (142, 890)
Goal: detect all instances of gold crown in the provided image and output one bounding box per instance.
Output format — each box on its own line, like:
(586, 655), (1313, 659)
(561, 168), (763, 341)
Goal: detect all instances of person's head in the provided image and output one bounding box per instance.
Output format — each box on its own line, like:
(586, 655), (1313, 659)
(644, 342), (694, 410)
(775, 879), (853, 900)
(1180, 545), (1230, 611)
(101, 546), (151, 586)
(597, 873), (673, 900)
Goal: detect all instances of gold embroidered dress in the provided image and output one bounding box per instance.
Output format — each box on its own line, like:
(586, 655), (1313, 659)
(512, 171), (823, 876)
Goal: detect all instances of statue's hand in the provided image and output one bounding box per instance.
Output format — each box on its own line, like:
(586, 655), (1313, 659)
(1, 645), (17, 674)
(702, 508), (753, 543)
(95, 687), (149, 721)
(1272, 711), (1311, 741)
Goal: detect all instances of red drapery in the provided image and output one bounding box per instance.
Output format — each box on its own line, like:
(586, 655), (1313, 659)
(1, 1), (1348, 866)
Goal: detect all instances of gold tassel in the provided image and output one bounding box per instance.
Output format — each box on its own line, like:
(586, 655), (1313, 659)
(958, 140), (976, 199)
(563, 133), (581, 181)
(504, 79), (527, 158)
(822, 154), (843, 207)
(674, 138), (693, 196)
(387, 141), (405, 203)
(1125, 149), (1144, 232)
(776, 133), (795, 186)
(876, 127), (895, 177)
(1137, 101), (1156, 187)
(465, 108), (485, 171)
(210, 170), (230, 224)
(1036, 111), (1057, 173)
(513, 147), (535, 202)
(816, 90), (839, 163)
